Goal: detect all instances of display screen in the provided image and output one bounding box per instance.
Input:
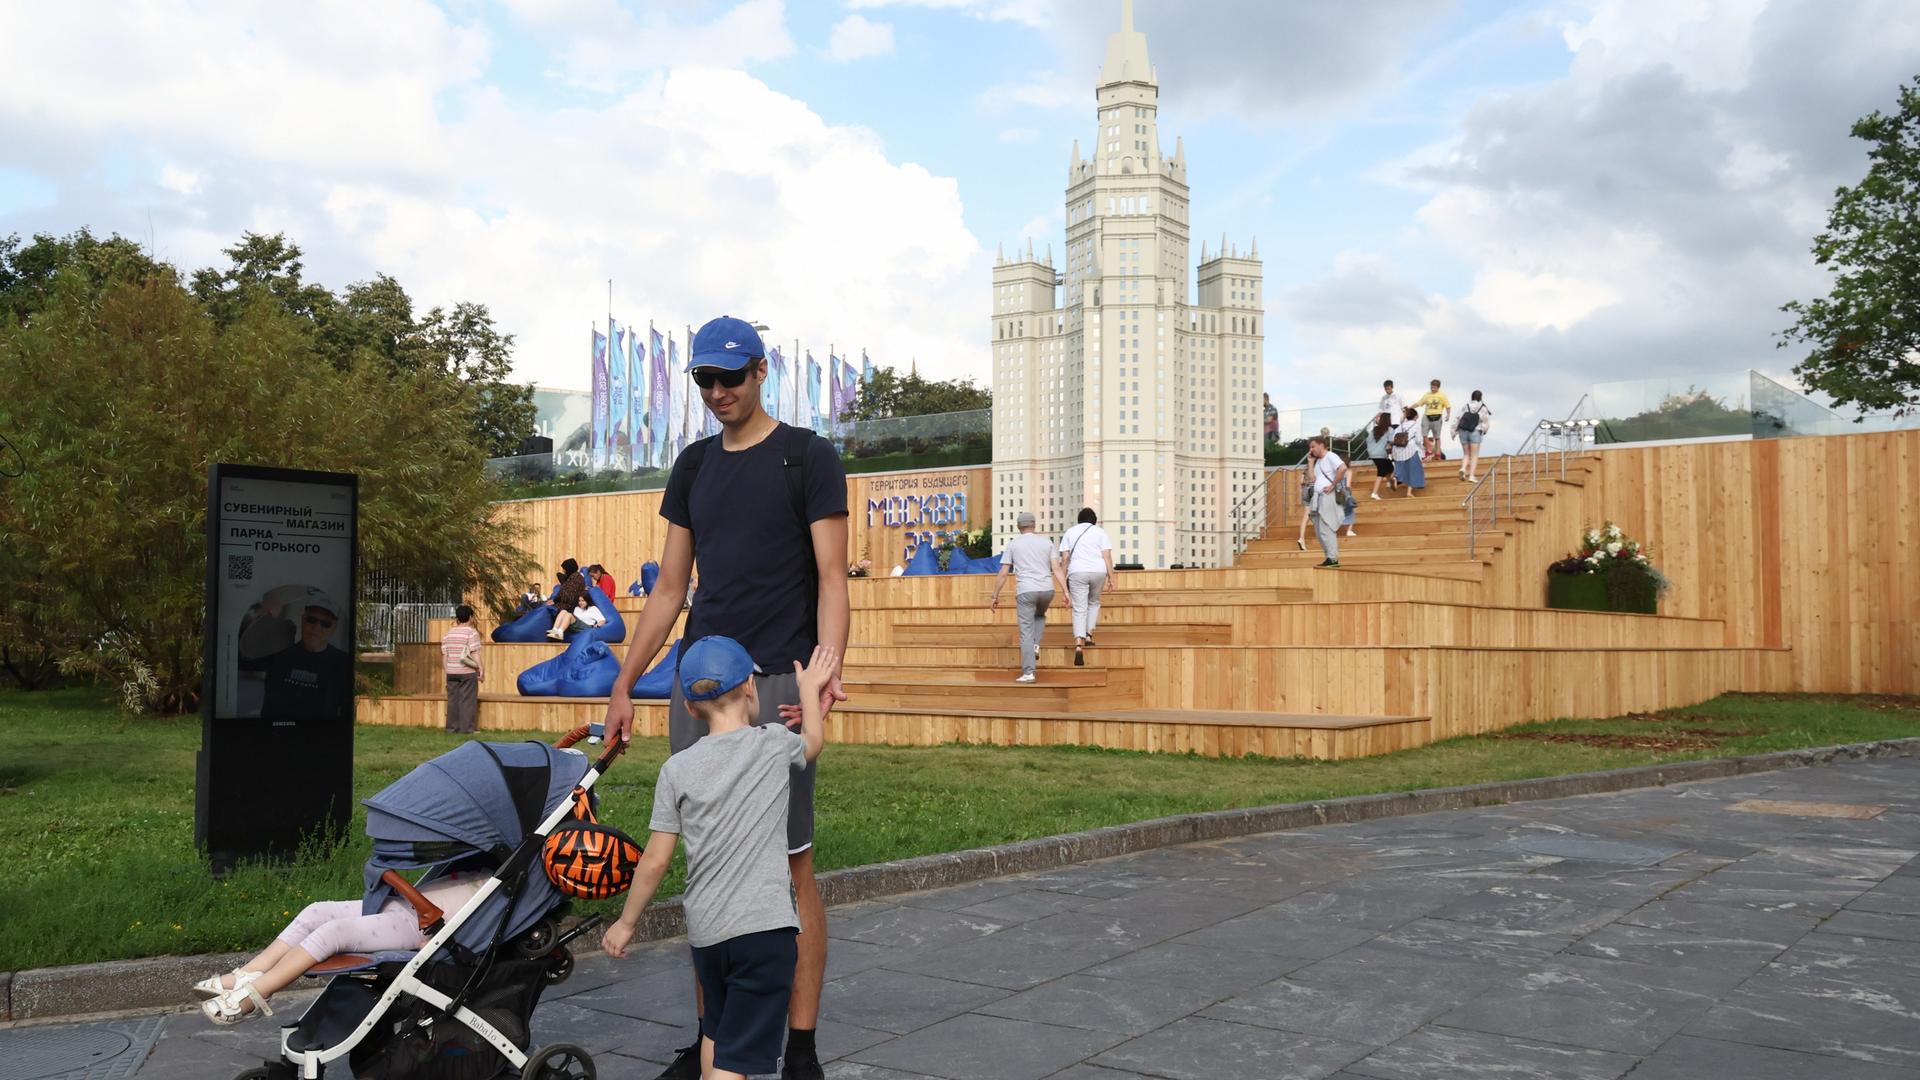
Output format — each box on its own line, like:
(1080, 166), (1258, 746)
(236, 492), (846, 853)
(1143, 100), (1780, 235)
(209, 470), (356, 721)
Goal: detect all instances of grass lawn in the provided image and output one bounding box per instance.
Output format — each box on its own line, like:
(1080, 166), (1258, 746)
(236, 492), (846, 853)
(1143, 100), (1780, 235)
(2, 688), (1916, 971)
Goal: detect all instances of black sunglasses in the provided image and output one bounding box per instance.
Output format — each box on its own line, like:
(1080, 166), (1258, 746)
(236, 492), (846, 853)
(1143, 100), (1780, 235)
(304, 613), (336, 629)
(692, 366), (752, 390)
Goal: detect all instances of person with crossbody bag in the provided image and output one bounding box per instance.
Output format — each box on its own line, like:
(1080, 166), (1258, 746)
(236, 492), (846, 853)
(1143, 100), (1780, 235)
(1055, 507), (1116, 667)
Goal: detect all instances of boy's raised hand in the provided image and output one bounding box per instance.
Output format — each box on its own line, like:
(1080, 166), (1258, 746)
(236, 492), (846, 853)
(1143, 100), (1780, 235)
(792, 644), (840, 703)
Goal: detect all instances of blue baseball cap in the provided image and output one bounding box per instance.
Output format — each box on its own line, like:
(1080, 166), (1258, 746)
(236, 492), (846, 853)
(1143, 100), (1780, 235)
(687, 316), (765, 372)
(679, 635), (756, 702)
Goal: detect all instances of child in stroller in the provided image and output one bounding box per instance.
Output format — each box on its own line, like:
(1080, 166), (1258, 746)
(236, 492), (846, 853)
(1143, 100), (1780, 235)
(219, 729), (638, 1080)
(195, 870), (487, 1023)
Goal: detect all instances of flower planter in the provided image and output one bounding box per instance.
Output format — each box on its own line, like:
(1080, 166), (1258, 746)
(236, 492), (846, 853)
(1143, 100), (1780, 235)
(1548, 572), (1657, 614)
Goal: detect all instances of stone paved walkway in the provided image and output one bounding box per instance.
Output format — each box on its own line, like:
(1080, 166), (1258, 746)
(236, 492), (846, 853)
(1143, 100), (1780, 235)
(29, 756), (1920, 1079)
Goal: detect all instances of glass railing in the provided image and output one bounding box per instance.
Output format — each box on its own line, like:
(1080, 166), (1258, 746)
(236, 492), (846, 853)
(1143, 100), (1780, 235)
(1564, 370), (1920, 445)
(486, 408), (993, 497)
(834, 408), (991, 474)
(1268, 400), (1381, 466)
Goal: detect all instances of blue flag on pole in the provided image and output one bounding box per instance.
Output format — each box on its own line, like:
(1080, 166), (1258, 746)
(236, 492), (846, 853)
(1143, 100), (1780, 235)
(591, 330), (609, 471)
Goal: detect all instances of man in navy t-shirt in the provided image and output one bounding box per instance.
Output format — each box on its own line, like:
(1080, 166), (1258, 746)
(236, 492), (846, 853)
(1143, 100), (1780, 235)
(605, 315), (849, 1080)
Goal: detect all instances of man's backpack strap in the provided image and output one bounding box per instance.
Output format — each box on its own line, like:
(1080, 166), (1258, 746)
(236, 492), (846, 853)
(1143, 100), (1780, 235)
(679, 434), (717, 485)
(783, 426), (818, 571)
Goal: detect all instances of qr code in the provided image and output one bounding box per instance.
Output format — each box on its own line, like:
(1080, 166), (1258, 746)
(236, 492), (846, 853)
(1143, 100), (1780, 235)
(227, 554), (253, 581)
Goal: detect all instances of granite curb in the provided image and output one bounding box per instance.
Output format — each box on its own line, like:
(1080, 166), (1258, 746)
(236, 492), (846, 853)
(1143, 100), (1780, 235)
(8, 735), (1916, 1023)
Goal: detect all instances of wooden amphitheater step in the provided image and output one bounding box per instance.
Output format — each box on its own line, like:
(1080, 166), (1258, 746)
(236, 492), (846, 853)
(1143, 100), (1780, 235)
(357, 694), (1431, 759)
(840, 666), (1144, 711)
(1234, 554), (1493, 581)
(893, 622), (1232, 647)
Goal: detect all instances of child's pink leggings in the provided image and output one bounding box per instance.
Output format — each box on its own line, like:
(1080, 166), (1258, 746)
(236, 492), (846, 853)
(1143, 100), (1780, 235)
(274, 900), (426, 961)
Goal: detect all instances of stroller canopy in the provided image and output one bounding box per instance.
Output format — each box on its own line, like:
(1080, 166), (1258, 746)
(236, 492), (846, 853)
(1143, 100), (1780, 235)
(361, 740), (590, 951)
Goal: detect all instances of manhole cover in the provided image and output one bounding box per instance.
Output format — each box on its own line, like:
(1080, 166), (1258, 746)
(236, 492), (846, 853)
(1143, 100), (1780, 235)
(0, 1017), (162, 1080)
(1497, 834), (1689, 865)
(1727, 799), (1886, 820)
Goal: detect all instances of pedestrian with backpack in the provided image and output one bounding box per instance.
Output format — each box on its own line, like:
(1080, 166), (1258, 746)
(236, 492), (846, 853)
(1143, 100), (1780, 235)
(1454, 390), (1491, 483)
(602, 315), (849, 1080)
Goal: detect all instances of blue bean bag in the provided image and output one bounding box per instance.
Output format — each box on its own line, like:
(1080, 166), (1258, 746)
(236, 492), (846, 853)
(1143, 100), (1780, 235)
(492, 585), (626, 643)
(971, 554), (1002, 576)
(630, 639), (682, 699)
(518, 633), (621, 697)
(903, 544), (941, 576)
(578, 586), (627, 643)
(638, 562), (660, 596)
(492, 602), (557, 642)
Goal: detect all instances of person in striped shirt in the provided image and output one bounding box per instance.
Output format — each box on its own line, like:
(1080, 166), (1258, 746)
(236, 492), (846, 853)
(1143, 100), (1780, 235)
(440, 605), (483, 733)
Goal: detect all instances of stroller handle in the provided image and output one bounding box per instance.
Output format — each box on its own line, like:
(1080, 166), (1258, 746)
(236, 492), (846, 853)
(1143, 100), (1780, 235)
(555, 722), (627, 773)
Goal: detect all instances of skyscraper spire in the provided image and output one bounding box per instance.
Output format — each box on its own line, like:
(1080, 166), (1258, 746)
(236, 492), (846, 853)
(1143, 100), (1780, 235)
(1099, 0), (1153, 88)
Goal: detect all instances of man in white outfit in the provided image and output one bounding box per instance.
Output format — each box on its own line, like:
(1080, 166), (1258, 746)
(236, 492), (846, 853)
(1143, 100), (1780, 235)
(1309, 434), (1348, 569)
(988, 512), (1067, 684)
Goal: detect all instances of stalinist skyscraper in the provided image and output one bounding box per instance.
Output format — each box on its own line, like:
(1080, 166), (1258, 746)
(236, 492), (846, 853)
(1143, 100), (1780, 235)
(991, 0), (1265, 568)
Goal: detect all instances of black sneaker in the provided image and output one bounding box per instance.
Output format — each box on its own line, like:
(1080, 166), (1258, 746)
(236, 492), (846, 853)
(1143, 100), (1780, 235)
(1316, 559), (1340, 569)
(655, 1041), (701, 1080)
(781, 1047), (826, 1080)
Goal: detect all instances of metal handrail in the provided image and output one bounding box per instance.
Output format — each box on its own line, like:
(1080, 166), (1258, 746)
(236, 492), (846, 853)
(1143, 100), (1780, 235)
(1229, 469), (1276, 557)
(1462, 395), (1598, 557)
(1231, 426), (1369, 559)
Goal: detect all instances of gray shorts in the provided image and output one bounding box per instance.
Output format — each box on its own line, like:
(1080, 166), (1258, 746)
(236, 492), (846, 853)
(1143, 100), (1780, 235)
(1422, 415), (1444, 440)
(669, 669), (816, 854)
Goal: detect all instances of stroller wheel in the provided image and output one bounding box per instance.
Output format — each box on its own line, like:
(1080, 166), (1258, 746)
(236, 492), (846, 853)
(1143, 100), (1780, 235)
(232, 1065), (296, 1080)
(515, 918), (559, 958)
(544, 948), (575, 985)
(524, 1043), (595, 1079)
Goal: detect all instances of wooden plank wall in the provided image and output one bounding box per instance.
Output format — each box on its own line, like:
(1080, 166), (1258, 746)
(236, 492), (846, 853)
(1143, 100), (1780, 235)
(493, 466), (993, 585)
(1465, 432), (1919, 694)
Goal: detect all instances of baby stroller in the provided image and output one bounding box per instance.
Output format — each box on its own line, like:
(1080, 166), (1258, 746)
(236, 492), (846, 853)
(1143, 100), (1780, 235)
(233, 725), (636, 1080)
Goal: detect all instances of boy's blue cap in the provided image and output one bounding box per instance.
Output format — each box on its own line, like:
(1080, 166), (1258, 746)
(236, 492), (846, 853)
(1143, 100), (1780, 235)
(688, 316), (765, 372)
(680, 635), (756, 702)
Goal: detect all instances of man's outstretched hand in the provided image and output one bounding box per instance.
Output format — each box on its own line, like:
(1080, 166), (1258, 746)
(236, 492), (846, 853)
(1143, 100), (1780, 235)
(603, 695), (635, 745)
(780, 673), (847, 728)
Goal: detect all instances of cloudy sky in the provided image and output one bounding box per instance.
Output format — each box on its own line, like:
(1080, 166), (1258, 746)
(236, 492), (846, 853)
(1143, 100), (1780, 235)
(3, 0), (1914, 437)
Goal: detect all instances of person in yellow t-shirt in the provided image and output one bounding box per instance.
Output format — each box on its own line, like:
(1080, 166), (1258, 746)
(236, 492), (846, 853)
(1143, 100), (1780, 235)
(1418, 380), (1451, 460)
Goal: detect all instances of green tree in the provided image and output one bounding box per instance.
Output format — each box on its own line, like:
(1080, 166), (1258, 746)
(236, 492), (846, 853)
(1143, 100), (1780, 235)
(414, 301), (537, 458)
(188, 233), (535, 454)
(190, 231), (337, 331)
(1780, 76), (1920, 416)
(843, 364), (991, 421)
(0, 229), (166, 327)
(0, 262), (533, 711)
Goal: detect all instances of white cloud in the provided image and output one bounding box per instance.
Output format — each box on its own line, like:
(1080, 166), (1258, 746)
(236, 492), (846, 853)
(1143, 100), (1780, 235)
(158, 164), (203, 197)
(845, 0), (1051, 29)
(1272, 0), (1920, 437)
(505, 0), (794, 92)
(0, 1), (987, 389)
(827, 14), (895, 61)
(976, 72), (1082, 112)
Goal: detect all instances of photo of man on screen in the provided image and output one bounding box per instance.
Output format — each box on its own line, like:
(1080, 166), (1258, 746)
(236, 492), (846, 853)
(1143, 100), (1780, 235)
(236, 584), (352, 719)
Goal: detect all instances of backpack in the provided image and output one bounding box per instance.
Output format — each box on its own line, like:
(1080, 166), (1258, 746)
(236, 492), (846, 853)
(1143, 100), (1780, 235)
(1458, 407), (1481, 433)
(677, 425), (818, 585)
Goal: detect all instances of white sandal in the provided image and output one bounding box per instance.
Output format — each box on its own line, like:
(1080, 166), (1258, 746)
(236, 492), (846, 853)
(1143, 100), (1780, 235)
(191, 969), (259, 999)
(202, 982), (273, 1025)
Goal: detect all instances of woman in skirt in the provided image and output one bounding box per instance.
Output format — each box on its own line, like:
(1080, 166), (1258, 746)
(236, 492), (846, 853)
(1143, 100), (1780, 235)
(1391, 406), (1426, 496)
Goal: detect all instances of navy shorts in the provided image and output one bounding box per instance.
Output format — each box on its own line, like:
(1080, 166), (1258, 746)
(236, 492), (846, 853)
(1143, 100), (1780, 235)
(690, 927), (799, 1075)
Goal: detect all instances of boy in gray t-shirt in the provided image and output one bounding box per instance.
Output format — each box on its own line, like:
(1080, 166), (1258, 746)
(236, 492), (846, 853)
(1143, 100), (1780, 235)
(604, 635), (833, 1080)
